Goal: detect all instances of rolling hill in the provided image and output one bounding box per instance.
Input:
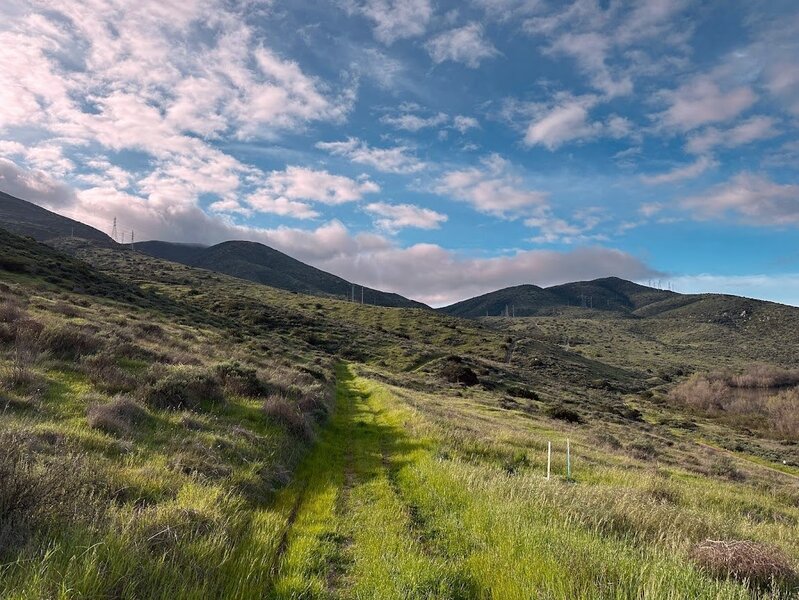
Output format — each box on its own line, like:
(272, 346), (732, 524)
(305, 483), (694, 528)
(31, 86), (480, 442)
(135, 239), (427, 309)
(0, 190), (425, 309)
(0, 190), (113, 243)
(441, 276), (721, 318)
(2, 224), (799, 598)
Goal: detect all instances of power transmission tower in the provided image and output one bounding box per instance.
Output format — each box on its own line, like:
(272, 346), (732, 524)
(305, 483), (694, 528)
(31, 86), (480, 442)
(131, 230), (135, 250)
(111, 217), (118, 242)
(361, 286), (364, 304)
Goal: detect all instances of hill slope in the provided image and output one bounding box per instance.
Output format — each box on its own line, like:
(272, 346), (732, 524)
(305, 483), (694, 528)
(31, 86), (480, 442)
(442, 277), (682, 317)
(0, 190), (113, 243)
(136, 239), (427, 309)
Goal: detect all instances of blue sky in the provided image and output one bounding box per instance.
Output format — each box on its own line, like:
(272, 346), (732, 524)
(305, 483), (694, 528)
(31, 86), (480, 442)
(0, 0), (798, 305)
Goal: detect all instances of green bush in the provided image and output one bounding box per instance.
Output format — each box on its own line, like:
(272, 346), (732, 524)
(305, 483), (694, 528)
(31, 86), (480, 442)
(142, 367), (225, 411)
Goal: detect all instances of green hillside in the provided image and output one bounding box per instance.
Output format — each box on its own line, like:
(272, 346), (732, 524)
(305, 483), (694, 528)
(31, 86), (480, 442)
(1, 229), (798, 598)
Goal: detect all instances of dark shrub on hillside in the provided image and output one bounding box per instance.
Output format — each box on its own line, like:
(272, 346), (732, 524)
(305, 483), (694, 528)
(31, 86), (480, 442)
(506, 386), (539, 400)
(142, 367), (224, 411)
(710, 455), (746, 481)
(214, 361), (267, 397)
(87, 396), (151, 436)
(263, 395), (313, 440)
(546, 404), (582, 423)
(441, 356), (479, 386)
(81, 354), (137, 394)
(38, 324), (102, 360)
(690, 539), (796, 591)
(297, 391), (330, 423)
(0, 433), (105, 555)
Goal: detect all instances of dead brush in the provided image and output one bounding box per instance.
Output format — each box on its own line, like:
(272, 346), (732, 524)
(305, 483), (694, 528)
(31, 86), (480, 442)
(262, 395), (313, 440)
(86, 396), (151, 436)
(690, 539), (797, 591)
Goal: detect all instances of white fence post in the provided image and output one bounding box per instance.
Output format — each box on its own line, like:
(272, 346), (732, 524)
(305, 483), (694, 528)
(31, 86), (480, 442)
(546, 441), (551, 480)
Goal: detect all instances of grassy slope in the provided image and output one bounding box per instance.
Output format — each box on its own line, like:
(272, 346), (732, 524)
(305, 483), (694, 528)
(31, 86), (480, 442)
(2, 232), (799, 598)
(257, 366), (798, 599)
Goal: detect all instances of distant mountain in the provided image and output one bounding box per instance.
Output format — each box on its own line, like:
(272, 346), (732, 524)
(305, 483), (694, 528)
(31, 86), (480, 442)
(136, 240), (427, 309)
(0, 190), (114, 243)
(440, 277), (678, 317)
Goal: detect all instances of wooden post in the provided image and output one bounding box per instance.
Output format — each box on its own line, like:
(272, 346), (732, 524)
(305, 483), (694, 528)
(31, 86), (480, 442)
(546, 441), (551, 480)
(566, 439), (571, 479)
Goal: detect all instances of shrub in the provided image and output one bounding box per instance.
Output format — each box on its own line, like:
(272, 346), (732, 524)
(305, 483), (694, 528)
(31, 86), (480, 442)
(710, 456), (745, 481)
(81, 354), (137, 394)
(142, 367), (224, 411)
(214, 361), (267, 397)
(263, 395), (312, 439)
(506, 386), (539, 400)
(690, 539), (796, 590)
(0, 433), (105, 555)
(38, 324), (102, 361)
(86, 396), (150, 436)
(546, 404), (582, 423)
(440, 356), (479, 386)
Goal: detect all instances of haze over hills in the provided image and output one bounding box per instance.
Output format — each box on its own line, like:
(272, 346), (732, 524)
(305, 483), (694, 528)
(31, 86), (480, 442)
(0, 191), (425, 309)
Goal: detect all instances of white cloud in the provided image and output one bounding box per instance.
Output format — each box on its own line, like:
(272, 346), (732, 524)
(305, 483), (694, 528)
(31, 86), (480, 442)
(685, 116), (779, 154)
(680, 172), (799, 226)
(380, 112), (449, 131)
(354, 0), (433, 44)
(453, 115), (480, 133)
(524, 0), (691, 97)
(657, 76), (757, 132)
(640, 155), (717, 185)
(365, 202), (447, 232)
(0, 0), (355, 230)
(238, 166), (379, 219)
(1, 157), (656, 306)
(436, 154), (547, 218)
(425, 23), (500, 68)
(523, 96), (602, 149)
(316, 138), (427, 174)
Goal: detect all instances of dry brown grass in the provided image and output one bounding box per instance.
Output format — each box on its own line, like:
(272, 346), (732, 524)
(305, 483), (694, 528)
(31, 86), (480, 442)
(670, 368), (799, 439)
(690, 539), (797, 590)
(262, 395), (312, 440)
(86, 396), (151, 436)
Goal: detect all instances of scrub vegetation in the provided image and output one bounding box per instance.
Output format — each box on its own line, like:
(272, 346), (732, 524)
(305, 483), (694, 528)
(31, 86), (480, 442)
(1, 228), (798, 598)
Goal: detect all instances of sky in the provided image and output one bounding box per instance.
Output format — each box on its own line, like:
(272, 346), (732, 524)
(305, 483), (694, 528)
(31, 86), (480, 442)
(0, 0), (798, 307)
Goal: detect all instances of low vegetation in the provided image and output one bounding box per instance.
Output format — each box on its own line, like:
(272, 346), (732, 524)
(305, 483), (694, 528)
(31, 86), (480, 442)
(670, 367), (799, 439)
(1, 229), (798, 598)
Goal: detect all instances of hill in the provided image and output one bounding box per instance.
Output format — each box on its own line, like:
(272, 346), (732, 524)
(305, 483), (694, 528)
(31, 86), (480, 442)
(442, 276), (687, 317)
(0, 190), (113, 243)
(1, 228), (799, 598)
(135, 239), (427, 309)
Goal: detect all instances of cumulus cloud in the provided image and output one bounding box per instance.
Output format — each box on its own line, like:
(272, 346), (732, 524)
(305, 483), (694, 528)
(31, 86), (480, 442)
(523, 96), (602, 149)
(684, 116), (779, 155)
(0, 0), (356, 231)
(316, 138), (427, 174)
(352, 0), (433, 44)
(657, 76), (757, 131)
(680, 172), (799, 226)
(436, 154), (547, 218)
(2, 159), (655, 305)
(640, 155), (717, 185)
(425, 23), (500, 68)
(524, 0), (691, 97)
(365, 202), (447, 232)
(453, 115), (480, 133)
